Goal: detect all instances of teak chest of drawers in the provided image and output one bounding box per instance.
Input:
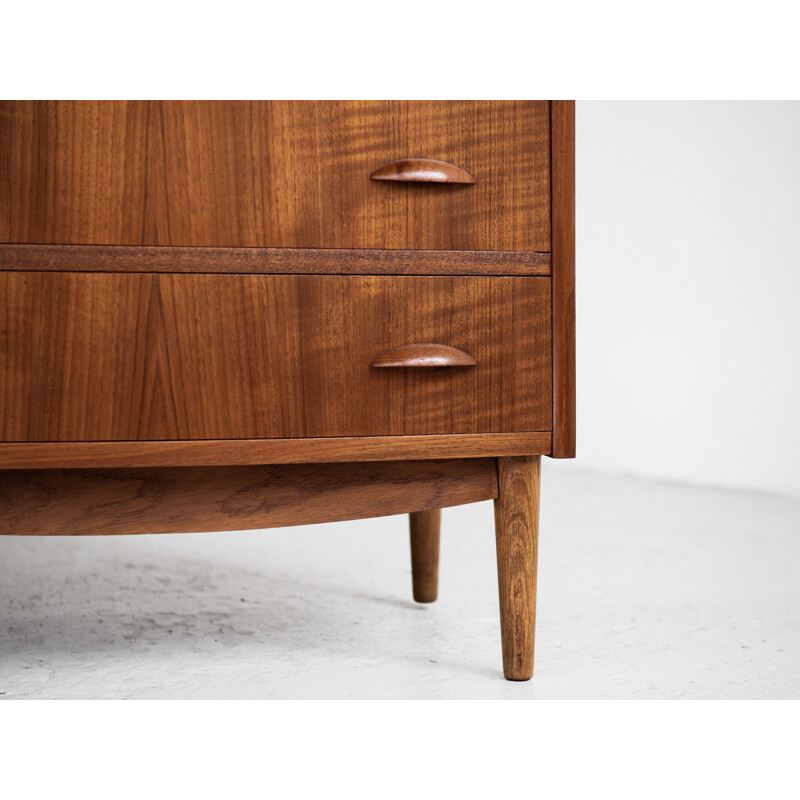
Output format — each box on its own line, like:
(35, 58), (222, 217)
(0, 101), (575, 681)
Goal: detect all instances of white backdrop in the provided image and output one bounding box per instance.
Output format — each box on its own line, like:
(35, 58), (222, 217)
(567, 102), (800, 497)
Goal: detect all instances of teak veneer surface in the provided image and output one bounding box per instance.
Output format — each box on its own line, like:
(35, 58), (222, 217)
(0, 459), (498, 536)
(1, 272), (552, 442)
(0, 100), (550, 251)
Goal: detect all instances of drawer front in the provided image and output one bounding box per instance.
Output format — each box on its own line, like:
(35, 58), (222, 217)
(0, 101), (550, 252)
(1, 273), (552, 441)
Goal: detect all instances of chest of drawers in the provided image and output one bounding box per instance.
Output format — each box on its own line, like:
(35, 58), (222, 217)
(0, 100), (575, 681)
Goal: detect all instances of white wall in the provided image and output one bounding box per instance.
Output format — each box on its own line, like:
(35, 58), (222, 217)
(571, 102), (800, 497)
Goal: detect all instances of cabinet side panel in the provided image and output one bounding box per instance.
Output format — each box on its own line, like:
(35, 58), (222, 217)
(550, 101), (576, 458)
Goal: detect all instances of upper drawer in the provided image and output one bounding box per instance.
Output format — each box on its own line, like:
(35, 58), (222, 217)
(0, 101), (551, 251)
(0, 272), (552, 441)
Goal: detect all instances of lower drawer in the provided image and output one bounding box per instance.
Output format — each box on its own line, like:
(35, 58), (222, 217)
(1, 273), (551, 441)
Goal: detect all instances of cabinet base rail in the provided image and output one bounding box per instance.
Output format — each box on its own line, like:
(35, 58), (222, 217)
(0, 456), (541, 681)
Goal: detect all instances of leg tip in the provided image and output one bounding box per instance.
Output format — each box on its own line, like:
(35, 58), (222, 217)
(502, 658), (534, 681)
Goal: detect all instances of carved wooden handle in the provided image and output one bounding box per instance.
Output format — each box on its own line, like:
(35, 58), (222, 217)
(369, 159), (476, 184)
(371, 343), (477, 368)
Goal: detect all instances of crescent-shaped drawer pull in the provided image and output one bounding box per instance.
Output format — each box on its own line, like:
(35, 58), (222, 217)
(371, 343), (477, 368)
(369, 158), (476, 184)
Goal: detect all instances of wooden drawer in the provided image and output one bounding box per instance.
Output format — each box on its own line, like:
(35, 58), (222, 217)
(0, 101), (550, 252)
(0, 273), (552, 441)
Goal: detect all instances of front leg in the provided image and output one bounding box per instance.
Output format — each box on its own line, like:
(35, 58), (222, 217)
(494, 455), (541, 681)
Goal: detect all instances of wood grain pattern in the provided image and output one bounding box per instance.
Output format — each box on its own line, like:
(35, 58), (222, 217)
(1, 101), (550, 251)
(0, 245), (551, 276)
(0, 433), (552, 470)
(550, 101), (576, 458)
(370, 158), (475, 183)
(494, 455), (540, 680)
(0, 101), (149, 246)
(409, 509), (442, 603)
(0, 459), (497, 536)
(1, 272), (551, 442)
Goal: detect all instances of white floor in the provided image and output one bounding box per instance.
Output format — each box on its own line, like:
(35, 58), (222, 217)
(1, 467), (798, 699)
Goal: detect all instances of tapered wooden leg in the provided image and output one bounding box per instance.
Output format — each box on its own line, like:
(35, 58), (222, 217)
(409, 509), (441, 603)
(494, 455), (541, 681)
